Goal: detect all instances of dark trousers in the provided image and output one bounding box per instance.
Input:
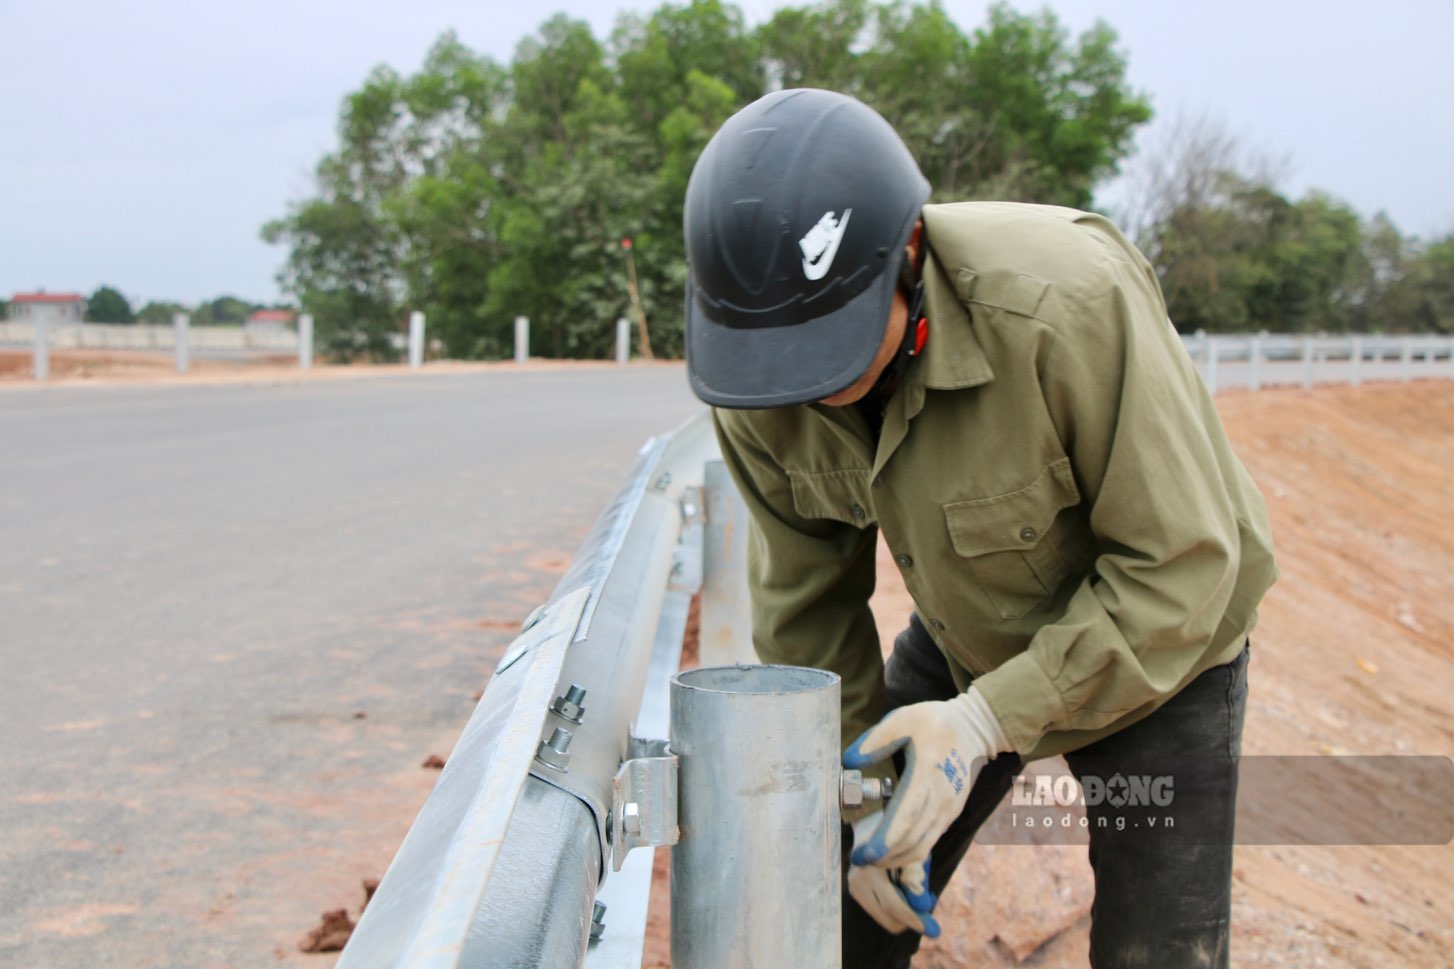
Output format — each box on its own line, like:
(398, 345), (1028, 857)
(844, 614), (1249, 969)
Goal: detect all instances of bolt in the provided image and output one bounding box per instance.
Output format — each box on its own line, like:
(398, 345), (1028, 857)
(841, 770), (894, 811)
(623, 802), (642, 836)
(589, 900), (607, 942)
(550, 684), (587, 723)
(681, 500), (700, 519)
(653, 471), (672, 491)
(535, 727), (573, 772)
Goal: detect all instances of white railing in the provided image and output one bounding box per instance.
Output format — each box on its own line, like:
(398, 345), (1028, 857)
(1179, 332), (1454, 394)
(0, 321), (299, 352)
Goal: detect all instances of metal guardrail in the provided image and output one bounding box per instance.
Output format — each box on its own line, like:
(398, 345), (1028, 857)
(1179, 332), (1454, 394)
(338, 410), (760, 969)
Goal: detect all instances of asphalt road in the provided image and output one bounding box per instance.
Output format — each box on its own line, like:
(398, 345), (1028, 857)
(0, 365), (704, 967)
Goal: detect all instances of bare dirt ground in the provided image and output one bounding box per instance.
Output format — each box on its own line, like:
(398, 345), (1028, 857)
(639, 380), (1454, 968)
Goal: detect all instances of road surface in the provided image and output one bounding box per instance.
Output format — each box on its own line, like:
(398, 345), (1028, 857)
(0, 365), (703, 967)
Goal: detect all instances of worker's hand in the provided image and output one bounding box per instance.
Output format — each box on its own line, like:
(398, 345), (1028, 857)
(847, 814), (940, 937)
(843, 687), (1010, 871)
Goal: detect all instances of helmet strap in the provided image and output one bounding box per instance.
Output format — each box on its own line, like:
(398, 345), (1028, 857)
(870, 279), (928, 400)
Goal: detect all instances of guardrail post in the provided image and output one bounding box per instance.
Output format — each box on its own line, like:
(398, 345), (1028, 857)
(407, 311), (425, 368)
(616, 317), (631, 365)
(173, 312), (190, 373)
(701, 461), (756, 666)
(1248, 335), (1262, 391)
(1351, 336), (1363, 387)
(298, 313), (314, 369)
(1400, 338), (1413, 382)
(515, 315), (529, 363)
(33, 319), (49, 381)
(670, 665), (842, 969)
(1302, 336), (1314, 389)
(1204, 336), (1219, 395)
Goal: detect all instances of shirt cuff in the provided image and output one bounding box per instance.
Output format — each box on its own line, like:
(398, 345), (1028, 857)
(971, 651), (1069, 756)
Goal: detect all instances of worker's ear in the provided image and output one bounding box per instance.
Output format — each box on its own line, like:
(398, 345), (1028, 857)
(905, 218), (924, 271)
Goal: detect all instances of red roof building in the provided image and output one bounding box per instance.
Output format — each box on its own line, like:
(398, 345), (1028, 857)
(7, 292), (85, 323)
(246, 309), (296, 329)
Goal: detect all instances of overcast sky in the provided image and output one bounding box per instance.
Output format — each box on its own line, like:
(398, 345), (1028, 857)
(2, 0), (1450, 307)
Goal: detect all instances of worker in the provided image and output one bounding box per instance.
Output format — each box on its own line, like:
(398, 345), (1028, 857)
(682, 88), (1277, 969)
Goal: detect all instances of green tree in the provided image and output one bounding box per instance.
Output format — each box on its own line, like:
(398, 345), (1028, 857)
(136, 300), (187, 324)
(86, 285), (134, 323)
(192, 295), (254, 326)
(86, 286), (133, 323)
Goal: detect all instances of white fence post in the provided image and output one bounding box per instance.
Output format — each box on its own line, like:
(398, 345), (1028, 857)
(173, 312), (190, 373)
(1248, 335), (1262, 391)
(514, 316), (529, 363)
(1400, 338), (1413, 382)
(1351, 336), (1363, 387)
(1302, 336), (1315, 388)
(408, 311), (425, 368)
(616, 317), (631, 365)
(298, 313), (314, 369)
(33, 318), (50, 381)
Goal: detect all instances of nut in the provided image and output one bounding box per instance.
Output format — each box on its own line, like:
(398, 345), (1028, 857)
(535, 727), (573, 772)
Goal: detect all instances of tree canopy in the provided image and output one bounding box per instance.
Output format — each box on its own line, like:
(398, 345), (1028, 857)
(263, 1), (1152, 360)
(85, 285), (134, 324)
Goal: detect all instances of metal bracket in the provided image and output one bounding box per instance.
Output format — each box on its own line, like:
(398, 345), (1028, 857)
(610, 738), (679, 872)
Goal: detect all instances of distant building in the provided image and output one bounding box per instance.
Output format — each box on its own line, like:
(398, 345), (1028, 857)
(245, 309), (295, 333)
(8, 292), (85, 324)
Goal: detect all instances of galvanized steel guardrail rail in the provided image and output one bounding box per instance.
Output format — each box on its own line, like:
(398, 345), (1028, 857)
(336, 410), (767, 969)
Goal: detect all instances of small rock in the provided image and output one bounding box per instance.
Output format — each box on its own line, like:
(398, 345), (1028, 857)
(298, 908), (355, 953)
(362, 878), (381, 911)
(422, 754), (446, 769)
(353, 711), (368, 720)
(1356, 658), (1379, 675)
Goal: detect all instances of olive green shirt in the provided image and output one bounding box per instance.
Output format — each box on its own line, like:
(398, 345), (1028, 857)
(713, 201), (1277, 761)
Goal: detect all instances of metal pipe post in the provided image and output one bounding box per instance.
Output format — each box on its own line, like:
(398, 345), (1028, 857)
(1400, 339), (1413, 382)
(670, 665), (842, 969)
(408, 311), (425, 368)
(616, 317), (630, 365)
(1351, 336), (1363, 387)
(1302, 336), (1314, 388)
(1248, 335), (1262, 391)
(515, 316), (529, 363)
(33, 318), (49, 381)
(1204, 336), (1219, 395)
(298, 313), (314, 369)
(173, 312), (190, 373)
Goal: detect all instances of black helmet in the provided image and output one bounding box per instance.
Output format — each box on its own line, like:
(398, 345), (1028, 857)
(684, 88), (930, 409)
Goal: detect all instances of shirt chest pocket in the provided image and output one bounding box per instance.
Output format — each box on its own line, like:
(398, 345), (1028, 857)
(943, 458), (1083, 620)
(788, 468), (877, 528)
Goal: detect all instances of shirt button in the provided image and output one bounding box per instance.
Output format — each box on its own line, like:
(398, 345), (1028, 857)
(930, 618), (946, 632)
(1019, 526), (1038, 543)
(872, 474), (885, 488)
(851, 504), (866, 521)
(896, 553), (914, 568)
